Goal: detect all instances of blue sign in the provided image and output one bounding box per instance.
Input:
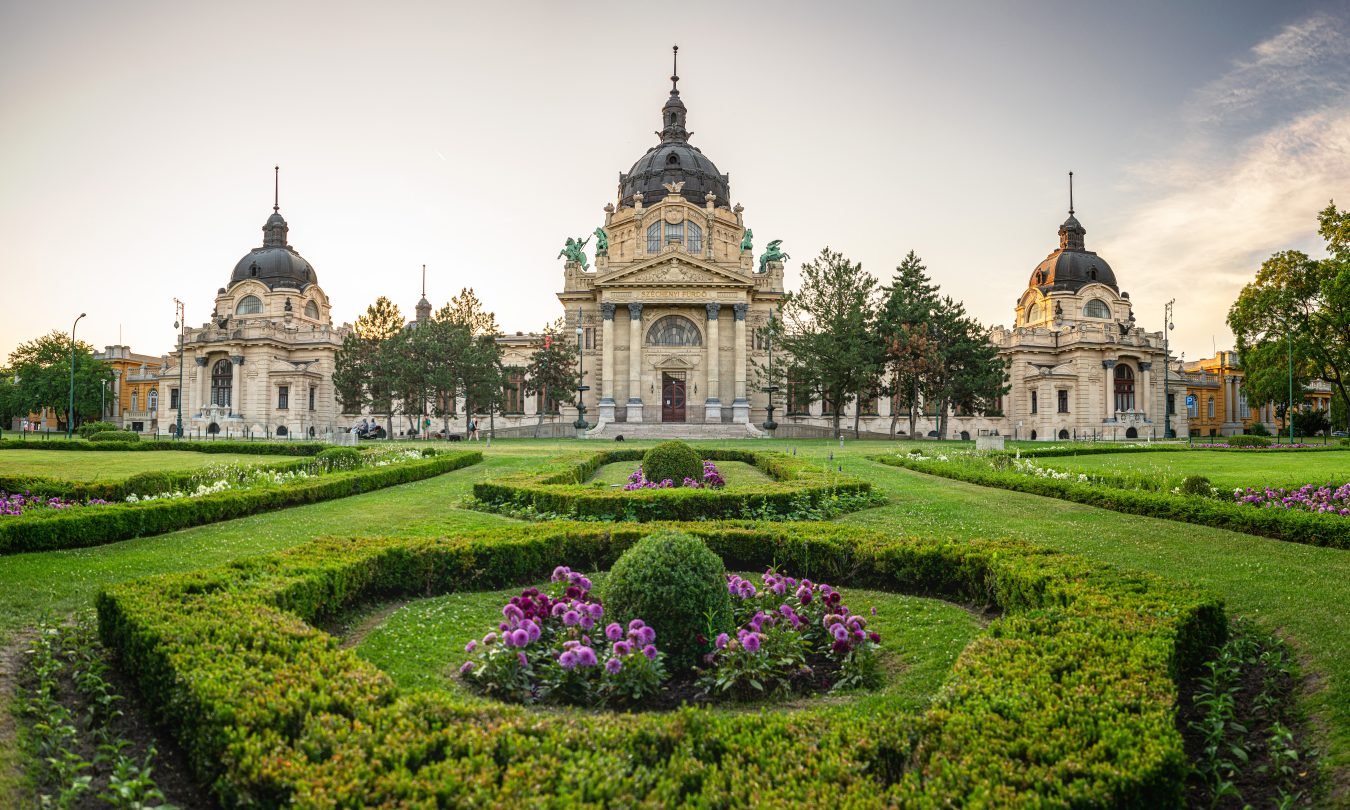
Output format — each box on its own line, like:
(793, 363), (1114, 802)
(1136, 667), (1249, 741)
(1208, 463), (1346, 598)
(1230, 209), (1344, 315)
(1185, 395), (1196, 407)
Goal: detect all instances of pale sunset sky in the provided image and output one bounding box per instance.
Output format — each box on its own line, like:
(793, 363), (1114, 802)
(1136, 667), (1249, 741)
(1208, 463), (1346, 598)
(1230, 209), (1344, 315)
(2, 0), (1348, 362)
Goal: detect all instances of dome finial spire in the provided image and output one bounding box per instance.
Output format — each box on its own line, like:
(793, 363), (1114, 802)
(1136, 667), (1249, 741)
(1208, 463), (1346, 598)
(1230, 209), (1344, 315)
(273, 165), (280, 213)
(421, 263), (426, 298)
(671, 44), (679, 93)
(1068, 170), (1074, 216)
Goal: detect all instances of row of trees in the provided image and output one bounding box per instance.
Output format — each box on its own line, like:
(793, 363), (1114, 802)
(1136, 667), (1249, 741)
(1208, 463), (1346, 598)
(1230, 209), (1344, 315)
(333, 289), (578, 437)
(0, 332), (113, 432)
(767, 247), (1008, 438)
(1228, 202), (1350, 432)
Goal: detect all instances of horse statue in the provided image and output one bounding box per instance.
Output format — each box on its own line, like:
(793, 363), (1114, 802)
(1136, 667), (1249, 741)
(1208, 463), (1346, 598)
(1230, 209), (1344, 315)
(739, 228), (753, 252)
(758, 239), (789, 273)
(592, 227), (609, 254)
(557, 235), (591, 269)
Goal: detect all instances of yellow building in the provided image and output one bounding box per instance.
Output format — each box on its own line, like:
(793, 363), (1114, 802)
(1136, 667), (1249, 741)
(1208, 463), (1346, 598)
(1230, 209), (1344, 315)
(1180, 351), (1332, 437)
(93, 345), (165, 433)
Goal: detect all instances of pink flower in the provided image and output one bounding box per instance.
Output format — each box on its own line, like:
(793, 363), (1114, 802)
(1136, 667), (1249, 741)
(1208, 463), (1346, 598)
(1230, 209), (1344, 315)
(714, 632), (729, 650)
(464, 640), (477, 653)
(605, 658), (622, 674)
(518, 652), (528, 667)
(559, 650), (578, 670)
(606, 622), (624, 641)
(576, 647), (598, 667)
(459, 661), (474, 675)
(642, 644), (658, 660)
(562, 610), (580, 626)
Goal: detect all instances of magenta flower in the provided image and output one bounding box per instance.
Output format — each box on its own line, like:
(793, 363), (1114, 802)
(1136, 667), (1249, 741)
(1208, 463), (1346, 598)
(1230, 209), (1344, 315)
(628, 619), (646, 632)
(483, 632), (497, 645)
(605, 658), (622, 674)
(576, 647), (598, 667)
(464, 640), (477, 653)
(642, 644), (658, 660)
(587, 603), (604, 619)
(510, 629), (530, 647)
(523, 620), (541, 643)
(518, 652), (528, 667)
(606, 622), (624, 641)
(459, 661), (474, 675)
(742, 633), (761, 653)
(637, 626), (656, 644)
(562, 610), (580, 626)
(559, 650), (577, 670)
(714, 632), (729, 650)
(612, 640), (633, 656)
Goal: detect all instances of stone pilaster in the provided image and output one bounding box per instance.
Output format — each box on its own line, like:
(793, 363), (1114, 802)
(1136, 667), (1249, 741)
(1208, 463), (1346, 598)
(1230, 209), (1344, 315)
(1138, 361), (1152, 419)
(599, 303), (616, 422)
(195, 356), (209, 414)
(704, 303), (721, 422)
(1102, 359), (1117, 422)
(231, 356), (245, 417)
(732, 303), (749, 423)
(626, 303), (643, 423)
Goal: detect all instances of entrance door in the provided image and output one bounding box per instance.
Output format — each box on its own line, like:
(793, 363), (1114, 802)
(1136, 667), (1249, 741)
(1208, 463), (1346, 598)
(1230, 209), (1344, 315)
(661, 372), (686, 422)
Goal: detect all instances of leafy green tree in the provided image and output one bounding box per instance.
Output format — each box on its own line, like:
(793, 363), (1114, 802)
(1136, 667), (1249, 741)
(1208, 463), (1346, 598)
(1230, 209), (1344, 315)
(338, 297), (406, 435)
(925, 300), (1008, 438)
(771, 247), (879, 437)
(525, 319), (575, 426)
(438, 288), (500, 337)
(1229, 202), (1350, 423)
(1292, 406), (1330, 438)
(6, 331), (113, 432)
(877, 251), (942, 438)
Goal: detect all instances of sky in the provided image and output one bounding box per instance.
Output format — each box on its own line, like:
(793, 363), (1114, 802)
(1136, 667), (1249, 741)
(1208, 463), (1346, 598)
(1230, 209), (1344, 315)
(2, 0), (1348, 364)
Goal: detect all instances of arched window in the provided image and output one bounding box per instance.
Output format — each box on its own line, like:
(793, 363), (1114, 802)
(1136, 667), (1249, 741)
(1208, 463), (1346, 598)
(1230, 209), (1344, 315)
(646, 315), (702, 346)
(304, 300), (319, 318)
(131, 391), (138, 412)
(1114, 364), (1135, 412)
(646, 222), (661, 253)
(666, 151), (679, 163)
(1084, 299), (1110, 318)
(148, 389), (157, 412)
(236, 295), (263, 315)
(211, 359), (232, 407)
(687, 221), (703, 254)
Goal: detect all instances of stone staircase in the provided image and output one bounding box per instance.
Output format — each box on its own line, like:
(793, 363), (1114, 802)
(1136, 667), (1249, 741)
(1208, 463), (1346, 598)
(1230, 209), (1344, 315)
(584, 421), (763, 440)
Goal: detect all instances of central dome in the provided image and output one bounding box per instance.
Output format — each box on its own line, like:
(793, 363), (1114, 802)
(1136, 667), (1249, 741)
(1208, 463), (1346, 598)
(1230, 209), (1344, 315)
(617, 52), (730, 209)
(228, 210), (317, 290)
(1027, 211), (1118, 293)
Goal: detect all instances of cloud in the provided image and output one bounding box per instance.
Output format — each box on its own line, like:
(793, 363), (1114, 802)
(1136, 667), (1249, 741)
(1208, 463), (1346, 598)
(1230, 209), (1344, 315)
(1100, 13), (1350, 358)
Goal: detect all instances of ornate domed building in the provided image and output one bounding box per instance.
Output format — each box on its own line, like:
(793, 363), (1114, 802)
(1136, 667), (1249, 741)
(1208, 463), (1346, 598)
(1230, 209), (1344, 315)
(556, 47), (785, 435)
(156, 176), (350, 438)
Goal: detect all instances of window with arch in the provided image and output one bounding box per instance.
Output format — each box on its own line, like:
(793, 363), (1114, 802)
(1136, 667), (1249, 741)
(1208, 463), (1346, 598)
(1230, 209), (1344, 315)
(646, 222), (661, 253)
(646, 315), (702, 346)
(236, 295), (263, 315)
(304, 300), (319, 319)
(666, 151), (679, 163)
(1114, 364), (1135, 412)
(1084, 299), (1110, 318)
(687, 221), (703, 253)
(148, 389), (157, 412)
(211, 359), (232, 407)
(131, 391), (138, 413)
(1207, 397), (1215, 418)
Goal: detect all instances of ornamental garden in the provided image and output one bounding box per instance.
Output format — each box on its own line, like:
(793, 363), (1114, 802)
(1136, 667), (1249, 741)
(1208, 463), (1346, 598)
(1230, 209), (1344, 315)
(3, 436), (1348, 807)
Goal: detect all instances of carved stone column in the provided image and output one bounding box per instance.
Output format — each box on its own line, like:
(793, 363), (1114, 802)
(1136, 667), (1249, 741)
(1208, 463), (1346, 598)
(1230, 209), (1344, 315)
(732, 303), (750, 423)
(1102, 359), (1117, 422)
(704, 303), (721, 422)
(231, 356), (245, 418)
(1138, 361), (1152, 419)
(1225, 377), (1236, 423)
(196, 356), (209, 416)
(626, 303), (643, 423)
(599, 303), (616, 422)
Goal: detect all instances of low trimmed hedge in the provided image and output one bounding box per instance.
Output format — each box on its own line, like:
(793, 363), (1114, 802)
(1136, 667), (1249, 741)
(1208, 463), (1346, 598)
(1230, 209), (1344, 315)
(0, 451), (481, 554)
(473, 448), (873, 521)
(89, 430), (140, 442)
(0, 438), (330, 455)
(1007, 443), (1345, 459)
(97, 522), (1224, 806)
(878, 454), (1350, 549)
(0, 458), (319, 503)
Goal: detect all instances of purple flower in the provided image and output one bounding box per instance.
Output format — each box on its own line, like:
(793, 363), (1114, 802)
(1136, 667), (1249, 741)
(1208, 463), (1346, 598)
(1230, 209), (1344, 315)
(831, 624), (849, 642)
(551, 603), (567, 617)
(629, 619), (646, 632)
(459, 661), (474, 675)
(637, 626), (656, 644)
(587, 603), (604, 619)
(483, 632), (498, 646)
(606, 622), (624, 641)
(552, 565), (570, 582)
(518, 652), (528, 667)
(742, 632), (761, 653)
(642, 644), (658, 660)
(579, 614), (595, 630)
(464, 640), (477, 653)
(559, 650), (577, 670)
(612, 640), (633, 656)
(796, 586), (813, 604)
(510, 629), (530, 647)
(868, 631), (881, 644)
(502, 604), (524, 622)
(714, 632), (729, 650)
(523, 620), (541, 643)
(576, 646), (598, 667)
(605, 658), (623, 674)
(562, 610), (580, 626)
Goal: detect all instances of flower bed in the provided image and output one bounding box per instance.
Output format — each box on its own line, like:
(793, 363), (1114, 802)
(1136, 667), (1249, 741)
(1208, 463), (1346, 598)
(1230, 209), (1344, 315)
(0, 491), (111, 516)
(623, 460), (727, 490)
(0, 438), (331, 455)
(472, 448), (877, 521)
(0, 449), (481, 554)
(877, 453), (1350, 549)
(1235, 483), (1350, 516)
(97, 521), (1223, 806)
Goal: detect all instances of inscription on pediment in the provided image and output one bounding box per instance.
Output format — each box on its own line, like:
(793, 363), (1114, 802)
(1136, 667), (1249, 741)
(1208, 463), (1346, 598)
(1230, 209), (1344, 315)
(605, 259), (747, 288)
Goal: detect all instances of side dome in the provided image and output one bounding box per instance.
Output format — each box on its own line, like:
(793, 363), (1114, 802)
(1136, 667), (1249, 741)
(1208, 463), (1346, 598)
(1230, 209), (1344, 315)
(1028, 212), (1118, 292)
(228, 210), (317, 290)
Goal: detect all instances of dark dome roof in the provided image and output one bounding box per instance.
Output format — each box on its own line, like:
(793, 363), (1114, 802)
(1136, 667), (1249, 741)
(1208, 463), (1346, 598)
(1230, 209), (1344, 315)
(1028, 212), (1118, 292)
(228, 210), (317, 290)
(617, 65), (730, 209)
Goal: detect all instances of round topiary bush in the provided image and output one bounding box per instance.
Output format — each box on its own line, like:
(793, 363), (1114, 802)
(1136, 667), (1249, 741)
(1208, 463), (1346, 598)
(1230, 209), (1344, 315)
(1179, 474), (1213, 496)
(602, 531), (732, 672)
(89, 430), (139, 443)
(315, 446), (363, 471)
(641, 440), (702, 487)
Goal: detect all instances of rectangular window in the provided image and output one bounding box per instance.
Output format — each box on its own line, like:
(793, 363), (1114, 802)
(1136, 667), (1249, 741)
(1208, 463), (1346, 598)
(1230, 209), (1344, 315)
(861, 397), (879, 416)
(786, 380), (810, 415)
(1168, 394), (1176, 415)
(1238, 389), (1249, 419)
(1207, 397), (1214, 418)
(583, 327), (595, 350)
(278, 385), (289, 410)
(821, 397), (835, 416)
(536, 389), (560, 415)
(309, 386), (316, 411)
(1030, 391), (1038, 414)
(504, 369), (525, 414)
(170, 388), (180, 410)
(1057, 390), (1069, 413)
(665, 221), (683, 246)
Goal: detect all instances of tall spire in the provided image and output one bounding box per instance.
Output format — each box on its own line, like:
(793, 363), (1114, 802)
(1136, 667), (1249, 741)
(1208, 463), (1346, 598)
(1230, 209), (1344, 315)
(1058, 170), (1085, 251)
(658, 44), (689, 142)
(416, 263), (432, 323)
(671, 44), (679, 94)
(1068, 170), (1074, 216)
(273, 165), (280, 213)
(262, 165), (289, 247)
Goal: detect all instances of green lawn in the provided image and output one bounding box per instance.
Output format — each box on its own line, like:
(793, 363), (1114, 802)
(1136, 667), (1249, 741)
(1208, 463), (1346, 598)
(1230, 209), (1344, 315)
(589, 459), (775, 487)
(1036, 448), (1350, 490)
(2, 437), (1349, 794)
(0, 449), (273, 481)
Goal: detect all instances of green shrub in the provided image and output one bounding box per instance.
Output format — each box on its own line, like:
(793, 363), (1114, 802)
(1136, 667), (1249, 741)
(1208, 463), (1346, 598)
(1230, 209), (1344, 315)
(641, 440), (702, 486)
(1179, 475), (1213, 496)
(89, 430), (140, 443)
(1247, 421), (1272, 437)
(0, 439), (328, 455)
(96, 523), (1224, 806)
(314, 446), (363, 471)
(76, 421), (119, 438)
(603, 531), (733, 672)
(1226, 434), (1271, 447)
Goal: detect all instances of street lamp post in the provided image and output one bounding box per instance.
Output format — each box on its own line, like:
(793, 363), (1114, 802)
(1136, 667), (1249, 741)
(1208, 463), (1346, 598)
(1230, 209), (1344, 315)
(761, 309), (778, 432)
(1288, 330), (1294, 444)
(67, 313), (86, 438)
(573, 308), (589, 431)
(174, 298), (185, 440)
(1163, 299), (1175, 438)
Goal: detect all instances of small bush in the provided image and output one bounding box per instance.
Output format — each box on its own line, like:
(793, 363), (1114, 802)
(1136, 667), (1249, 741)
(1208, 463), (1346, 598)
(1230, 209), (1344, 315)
(76, 421), (120, 438)
(89, 431), (140, 443)
(1179, 475), (1213, 496)
(1226, 435), (1271, 448)
(641, 441), (702, 487)
(314, 446), (363, 471)
(603, 531), (733, 672)
(1247, 421), (1272, 437)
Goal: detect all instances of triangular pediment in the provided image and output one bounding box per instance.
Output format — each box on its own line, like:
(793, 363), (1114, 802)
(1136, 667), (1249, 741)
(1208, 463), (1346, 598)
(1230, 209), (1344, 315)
(597, 254), (752, 288)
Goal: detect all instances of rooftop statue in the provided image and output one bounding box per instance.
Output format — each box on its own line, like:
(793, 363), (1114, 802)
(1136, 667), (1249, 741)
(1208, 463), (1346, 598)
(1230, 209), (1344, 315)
(593, 227), (609, 254)
(558, 236), (591, 269)
(740, 228), (753, 252)
(759, 239), (789, 273)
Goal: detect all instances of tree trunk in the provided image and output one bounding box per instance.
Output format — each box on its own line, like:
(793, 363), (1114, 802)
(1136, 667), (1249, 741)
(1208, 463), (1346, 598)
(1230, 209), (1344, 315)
(853, 391), (862, 439)
(908, 380), (919, 439)
(889, 371), (900, 439)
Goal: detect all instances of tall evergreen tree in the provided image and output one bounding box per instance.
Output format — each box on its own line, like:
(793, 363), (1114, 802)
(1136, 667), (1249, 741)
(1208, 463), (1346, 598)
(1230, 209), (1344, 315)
(877, 252), (942, 438)
(525, 319), (575, 429)
(438, 288), (500, 337)
(772, 247), (878, 437)
(926, 299), (1008, 438)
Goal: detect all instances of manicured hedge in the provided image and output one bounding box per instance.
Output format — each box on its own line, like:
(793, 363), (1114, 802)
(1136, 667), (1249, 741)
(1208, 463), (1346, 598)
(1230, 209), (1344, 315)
(878, 454), (1350, 550)
(97, 522), (1224, 807)
(1007, 443), (1346, 459)
(0, 451), (481, 554)
(473, 448), (873, 521)
(0, 438), (331, 455)
(89, 430), (140, 442)
(0, 458), (318, 503)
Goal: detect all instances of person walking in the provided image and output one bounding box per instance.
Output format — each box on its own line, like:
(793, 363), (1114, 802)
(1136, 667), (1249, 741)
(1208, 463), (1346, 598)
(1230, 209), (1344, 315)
(468, 416), (479, 441)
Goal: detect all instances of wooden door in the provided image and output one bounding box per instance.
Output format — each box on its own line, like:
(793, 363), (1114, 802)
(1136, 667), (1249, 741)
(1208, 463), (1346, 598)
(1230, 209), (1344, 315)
(661, 373), (686, 422)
